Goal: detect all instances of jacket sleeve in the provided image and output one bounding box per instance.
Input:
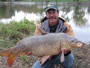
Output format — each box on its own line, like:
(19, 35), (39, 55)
(64, 22), (74, 37)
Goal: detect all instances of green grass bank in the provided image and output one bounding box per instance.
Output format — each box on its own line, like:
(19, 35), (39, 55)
(0, 19), (36, 48)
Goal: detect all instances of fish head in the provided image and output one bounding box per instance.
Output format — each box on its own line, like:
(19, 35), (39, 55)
(68, 37), (83, 48)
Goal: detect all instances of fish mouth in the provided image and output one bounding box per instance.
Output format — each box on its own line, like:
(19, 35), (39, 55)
(77, 43), (83, 48)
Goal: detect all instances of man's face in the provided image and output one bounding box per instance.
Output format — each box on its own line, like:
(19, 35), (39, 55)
(46, 9), (59, 26)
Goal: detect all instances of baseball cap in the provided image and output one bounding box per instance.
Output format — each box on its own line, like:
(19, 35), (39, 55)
(44, 4), (58, 12)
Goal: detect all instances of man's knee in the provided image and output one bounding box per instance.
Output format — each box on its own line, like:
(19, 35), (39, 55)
(32, 60), (51, 68)
(32, 60), (41, 68)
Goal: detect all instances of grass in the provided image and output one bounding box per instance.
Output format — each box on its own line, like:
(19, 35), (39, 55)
(0, 18), (36, 48)
(20, 55), (28, 62)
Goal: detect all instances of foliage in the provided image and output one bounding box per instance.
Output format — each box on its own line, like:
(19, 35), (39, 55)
(20, 55), (28, 62)
(0, 19), (36, 48)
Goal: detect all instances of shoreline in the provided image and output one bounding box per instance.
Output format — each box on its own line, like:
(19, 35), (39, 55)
(0, 2), (89, 6)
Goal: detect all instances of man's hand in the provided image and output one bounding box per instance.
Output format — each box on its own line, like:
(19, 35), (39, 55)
(58, 49), (71, 54)
(41, 32), (48, 35)
(64, 50), (71, 54)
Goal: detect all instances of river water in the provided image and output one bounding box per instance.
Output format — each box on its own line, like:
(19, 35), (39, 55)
(0, 2), (90, 42)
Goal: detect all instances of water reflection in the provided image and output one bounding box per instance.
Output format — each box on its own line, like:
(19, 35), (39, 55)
(0, 2), (90, 42)
(73, 5), (87, 27)
(0, 11), (41, 24)
(0, 3), (15, 19)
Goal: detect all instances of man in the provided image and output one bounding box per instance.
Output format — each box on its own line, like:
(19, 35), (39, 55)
(32, 4), (74, 68)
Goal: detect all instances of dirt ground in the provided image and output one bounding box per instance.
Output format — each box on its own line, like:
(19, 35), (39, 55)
(0, 43), (90, 68)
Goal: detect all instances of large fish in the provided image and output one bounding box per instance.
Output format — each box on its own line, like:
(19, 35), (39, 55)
(0, 33), (82, 67)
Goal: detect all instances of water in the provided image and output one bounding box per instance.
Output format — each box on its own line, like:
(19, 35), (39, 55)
(0, 2), (90, 42)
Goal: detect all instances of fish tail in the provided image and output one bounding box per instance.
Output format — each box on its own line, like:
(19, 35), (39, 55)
(0, 47), (29, 67)
(0, 49), (18, 67)
(7, 54), (17, 67)
(7, 51), (30, 67)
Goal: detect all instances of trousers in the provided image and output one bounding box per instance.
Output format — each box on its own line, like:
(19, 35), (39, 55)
(32, 53), (74, 68)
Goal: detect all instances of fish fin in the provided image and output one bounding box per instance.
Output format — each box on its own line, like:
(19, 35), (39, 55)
(60, 48), (64, 62)
(39, 55), (50, 66)
(7, 54), (17, 67)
